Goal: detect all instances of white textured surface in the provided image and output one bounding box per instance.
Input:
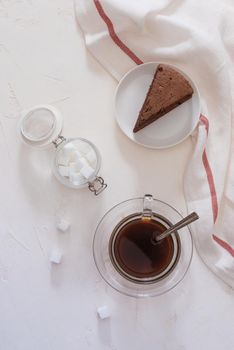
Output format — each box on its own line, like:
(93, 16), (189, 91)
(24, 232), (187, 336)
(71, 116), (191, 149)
(0, 1), (233, 350)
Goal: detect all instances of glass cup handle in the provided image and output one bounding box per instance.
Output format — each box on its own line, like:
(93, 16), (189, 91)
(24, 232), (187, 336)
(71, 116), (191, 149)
(142, 194), (153, 219)
(88, 176), (107, 196)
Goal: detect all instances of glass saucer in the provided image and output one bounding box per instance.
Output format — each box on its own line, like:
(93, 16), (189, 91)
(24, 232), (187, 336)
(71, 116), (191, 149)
(93, 195), (193, 297)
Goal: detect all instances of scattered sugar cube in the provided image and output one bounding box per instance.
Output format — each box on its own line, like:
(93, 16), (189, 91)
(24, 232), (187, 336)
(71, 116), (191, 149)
(58, 165), (70, 177)
(97, 306), (111, 319)
(69, 172), (85, 185)
(50, 248), (63, 264)
(80, 164), (94, 179)
(85, 150), (97, 166)
(56, 219), (70, 232)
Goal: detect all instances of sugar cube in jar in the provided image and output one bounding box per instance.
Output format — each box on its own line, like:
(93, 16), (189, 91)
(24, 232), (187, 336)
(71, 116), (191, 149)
(19, 105), (107, 195)
(55, 138), (100, 188)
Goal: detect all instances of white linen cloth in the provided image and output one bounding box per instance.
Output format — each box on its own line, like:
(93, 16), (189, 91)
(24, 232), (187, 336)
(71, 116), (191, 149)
(75, 0), (234, 287)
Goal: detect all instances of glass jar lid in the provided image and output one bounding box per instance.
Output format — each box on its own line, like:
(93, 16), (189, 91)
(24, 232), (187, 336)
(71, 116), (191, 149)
(19, 105), (63, 147)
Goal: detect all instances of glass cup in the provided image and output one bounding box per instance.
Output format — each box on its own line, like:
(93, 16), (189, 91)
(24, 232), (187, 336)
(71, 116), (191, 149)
(93, 194), (193, 297)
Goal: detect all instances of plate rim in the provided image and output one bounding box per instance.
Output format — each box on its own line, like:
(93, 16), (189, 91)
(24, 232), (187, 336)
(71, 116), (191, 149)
(114, 61), (201, 149)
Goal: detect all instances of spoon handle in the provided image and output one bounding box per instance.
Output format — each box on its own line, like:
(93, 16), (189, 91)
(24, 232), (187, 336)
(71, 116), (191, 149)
(155, 212), (199, 242)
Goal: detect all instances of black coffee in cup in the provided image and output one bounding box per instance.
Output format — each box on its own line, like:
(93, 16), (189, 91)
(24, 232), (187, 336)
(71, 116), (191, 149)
(109, 214), (180, 283)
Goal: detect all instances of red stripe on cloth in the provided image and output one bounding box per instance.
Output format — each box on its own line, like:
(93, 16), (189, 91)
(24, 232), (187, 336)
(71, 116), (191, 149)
(200, 114), (209, 133)
(200, 116), (233, 257)
(93, 0), (143, 65)
(212, 234), (234, 258)
(199, 115), (218, 223)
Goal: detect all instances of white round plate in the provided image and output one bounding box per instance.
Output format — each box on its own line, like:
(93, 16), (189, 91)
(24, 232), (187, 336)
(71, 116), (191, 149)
(115, 62), (201, 149)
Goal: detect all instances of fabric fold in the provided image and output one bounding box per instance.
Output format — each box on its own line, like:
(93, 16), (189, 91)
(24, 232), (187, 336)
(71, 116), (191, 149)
(75, 0), (234, 287)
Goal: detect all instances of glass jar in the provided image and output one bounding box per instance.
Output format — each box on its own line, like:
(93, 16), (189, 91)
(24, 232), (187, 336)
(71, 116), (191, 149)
(19, 105), (107, 195)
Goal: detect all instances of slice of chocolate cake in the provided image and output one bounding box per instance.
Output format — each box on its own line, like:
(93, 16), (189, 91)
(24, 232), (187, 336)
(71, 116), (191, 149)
(133, 64), (194, 133)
